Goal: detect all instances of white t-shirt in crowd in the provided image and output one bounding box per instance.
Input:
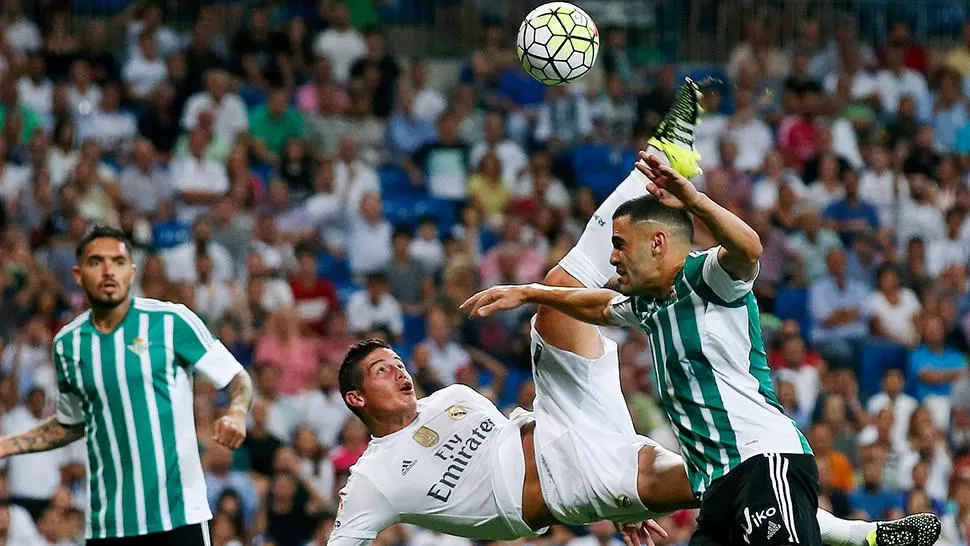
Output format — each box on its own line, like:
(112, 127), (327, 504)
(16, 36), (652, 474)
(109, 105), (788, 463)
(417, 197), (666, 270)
(865, 288), (921, 346)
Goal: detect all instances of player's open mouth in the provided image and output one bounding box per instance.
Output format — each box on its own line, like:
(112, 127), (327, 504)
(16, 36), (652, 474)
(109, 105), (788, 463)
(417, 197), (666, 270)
(401, 382), (414, 393)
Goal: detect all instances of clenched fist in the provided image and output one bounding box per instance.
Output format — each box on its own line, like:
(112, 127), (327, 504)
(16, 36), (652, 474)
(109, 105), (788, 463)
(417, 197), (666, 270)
(213, 409), (247, 449)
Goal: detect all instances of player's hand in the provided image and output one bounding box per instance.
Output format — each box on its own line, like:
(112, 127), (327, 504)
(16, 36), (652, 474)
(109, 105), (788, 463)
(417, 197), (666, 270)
(460, 286), (529, 318)
(634, 151), (703, 211)
(213, 410), (247, 450)
(614, 520), (668, 546)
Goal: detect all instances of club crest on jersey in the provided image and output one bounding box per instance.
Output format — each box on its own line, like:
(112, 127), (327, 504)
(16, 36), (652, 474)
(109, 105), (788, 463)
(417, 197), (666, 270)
(447, 405), (467, 420)
(127, 337), (149, 356)
(413, 426), (440, 447)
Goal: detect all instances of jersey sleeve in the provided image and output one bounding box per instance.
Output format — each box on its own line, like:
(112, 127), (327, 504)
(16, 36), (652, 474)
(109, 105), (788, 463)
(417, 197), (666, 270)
(51, 339), (84, 426)
(170, 304), (244, 389)
(685, 247), (759, 306)
(328, 472), (398, 546)
(608, 295), (641, 328)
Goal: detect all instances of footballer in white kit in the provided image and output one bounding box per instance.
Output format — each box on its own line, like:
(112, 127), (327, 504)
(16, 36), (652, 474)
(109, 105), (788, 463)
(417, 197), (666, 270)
(329, 79), (941, 546)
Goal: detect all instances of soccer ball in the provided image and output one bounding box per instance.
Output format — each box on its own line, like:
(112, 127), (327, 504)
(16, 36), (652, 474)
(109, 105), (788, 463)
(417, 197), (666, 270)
(516, 2), (599, 86)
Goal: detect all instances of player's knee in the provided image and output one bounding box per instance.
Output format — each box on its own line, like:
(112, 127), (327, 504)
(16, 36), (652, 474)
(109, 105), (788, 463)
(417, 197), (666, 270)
(635, 444), (695, 513)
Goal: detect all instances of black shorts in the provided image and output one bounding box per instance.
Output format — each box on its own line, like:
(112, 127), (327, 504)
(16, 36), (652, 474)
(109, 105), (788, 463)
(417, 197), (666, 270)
(689, 453), (821, 546)
(86, 522), (210, 546)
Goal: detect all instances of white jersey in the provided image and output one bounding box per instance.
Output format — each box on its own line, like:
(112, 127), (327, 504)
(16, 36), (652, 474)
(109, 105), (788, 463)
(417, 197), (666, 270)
(328, 385), (541, 545)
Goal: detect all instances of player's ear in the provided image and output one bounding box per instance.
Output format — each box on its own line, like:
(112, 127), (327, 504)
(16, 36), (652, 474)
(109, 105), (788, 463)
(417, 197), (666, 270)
(345, 390), (366, 411)
(651, 231), (666, 256)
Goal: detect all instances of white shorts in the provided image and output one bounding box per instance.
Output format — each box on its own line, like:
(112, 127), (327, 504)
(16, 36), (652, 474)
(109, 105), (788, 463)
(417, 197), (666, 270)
(528, 320), (677, 525)
(559, 145), (672, 289)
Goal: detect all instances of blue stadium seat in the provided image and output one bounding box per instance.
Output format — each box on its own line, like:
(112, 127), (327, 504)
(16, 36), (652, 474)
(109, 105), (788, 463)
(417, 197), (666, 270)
(335, 281), (362, 308)
(579, 170), (622, 202)
(317, 251), (351, 284)
(403, 313), (427, 346)
(379, 165), (423, 197)
(571, 145), (615, 173)
(383, 197), (418, 228)
(383, 197), (459, 234)
(773, 287), (812, 341)
(238, 86), (267, 110)
(251, 163), (276, 184)
(858, 342), (909, 400)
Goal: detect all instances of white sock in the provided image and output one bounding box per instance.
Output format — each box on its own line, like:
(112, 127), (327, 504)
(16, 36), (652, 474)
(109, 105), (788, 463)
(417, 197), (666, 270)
(818, 508), (877, 546)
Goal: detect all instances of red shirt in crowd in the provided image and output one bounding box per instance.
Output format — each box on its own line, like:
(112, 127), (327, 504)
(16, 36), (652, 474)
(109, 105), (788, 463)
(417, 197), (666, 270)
(290, 275), (340, 336)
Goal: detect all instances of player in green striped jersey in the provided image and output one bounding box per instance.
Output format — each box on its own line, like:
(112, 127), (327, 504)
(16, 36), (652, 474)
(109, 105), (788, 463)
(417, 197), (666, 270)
(0, 225), (254, 546)
(462, 149), (941, 546)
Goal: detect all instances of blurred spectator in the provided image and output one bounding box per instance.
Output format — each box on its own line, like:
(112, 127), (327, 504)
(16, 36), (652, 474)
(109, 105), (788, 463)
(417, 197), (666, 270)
(810, 248), (871, 368)
(388, 84), (437, 165)
(533, 84), (593, 150)
(470, 112), (528, 190)
(347, 193), (392, 277)
(182, 69), (249, 142)
(161, 215), (234, 284)
(126, 1), (179, 60)
(137, 82), (181, 156)
(232, 4), (289, 89)
(876, 45), (930, 120)
(255, 307), (324, 395)
(16, 53), (50, 117)
(313, 2), (366, 85)
(849, 458), (905, 520)
(346, 272), (403, 342)
(66, 60), (102, 118)
(250, 87), (306, 165)
(290, 245), (339, 336)
(306, 82), (352, 158)
(407, 111), (470, 200)
(867, 265), (922, 348)
(409, 59), (446, 124)
(119, 139), (174, 217)
(78, 82), (137, 158)
(947, 21), (970, 76)
(868, 368), (919, 448)
(349, 29), (400, 119)
(591, 74), (637, 146)
(811, 422), (856, 493)
(822, 168), (880, 247)
(204, 444), (259, 524)
(788, 210), (844, 283)
(386, 228), (432, 316)
(345, 92), (387, 166)
(170, 129), (230, 222)
(300, 361), (351, 449)
(568, 520), (623, 546)
(909, 314), (967, 429)
(329, 417), (369, 474)
(124, 29), (168, 104)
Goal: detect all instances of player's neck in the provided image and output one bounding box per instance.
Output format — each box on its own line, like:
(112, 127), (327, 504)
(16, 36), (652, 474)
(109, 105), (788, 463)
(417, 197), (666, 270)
(90, 297), (132, 334)
(368, 409), (419, 437)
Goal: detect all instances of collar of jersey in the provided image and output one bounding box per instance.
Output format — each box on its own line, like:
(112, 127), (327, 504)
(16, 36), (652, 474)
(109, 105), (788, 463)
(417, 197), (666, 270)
(370, 412), (423, 443)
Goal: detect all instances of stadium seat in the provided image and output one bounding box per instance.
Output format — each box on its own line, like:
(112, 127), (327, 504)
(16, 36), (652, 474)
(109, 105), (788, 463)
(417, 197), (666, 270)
(579, 170), (623, 202)
(571, 144), (615, 174)
(403, 313), (427, 346)
(383, 197), (459, 233)
(378, 165), (423, 198)
(858, 342), (908, 400)
(238, 86), (267, 110)
(317, 251), (351, 284)
(773, 286), (812, 341)
(335, 281), (362, 308)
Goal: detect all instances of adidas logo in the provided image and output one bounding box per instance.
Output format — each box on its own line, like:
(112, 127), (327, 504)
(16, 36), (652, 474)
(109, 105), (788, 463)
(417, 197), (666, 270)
(401, 459), (416, 475)
(766, 521), (781, 540)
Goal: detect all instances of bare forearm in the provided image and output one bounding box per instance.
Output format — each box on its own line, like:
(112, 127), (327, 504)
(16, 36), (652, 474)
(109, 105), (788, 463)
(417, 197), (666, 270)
(523, 284), (618, 326)
(0, 417), (84, 457)
(687, 194), (763, 264)
(225, 370), (254, 417)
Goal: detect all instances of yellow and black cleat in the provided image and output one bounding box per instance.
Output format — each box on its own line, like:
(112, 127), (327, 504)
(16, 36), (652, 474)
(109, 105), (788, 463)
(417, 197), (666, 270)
(647, 77), (704, 180)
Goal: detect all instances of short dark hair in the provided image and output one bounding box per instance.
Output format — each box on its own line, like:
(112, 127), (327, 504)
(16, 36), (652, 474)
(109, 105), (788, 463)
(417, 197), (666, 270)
(339, 339), (392, 418)
(76, 224), (132, 261)
(612, 196), (694, 243)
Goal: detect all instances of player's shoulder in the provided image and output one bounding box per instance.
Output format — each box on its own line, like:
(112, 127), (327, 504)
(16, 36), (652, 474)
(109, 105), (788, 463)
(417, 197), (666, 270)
(420, 384), (486, 410)
(132, 297), (187, 315)
(53, 310), (91, 344)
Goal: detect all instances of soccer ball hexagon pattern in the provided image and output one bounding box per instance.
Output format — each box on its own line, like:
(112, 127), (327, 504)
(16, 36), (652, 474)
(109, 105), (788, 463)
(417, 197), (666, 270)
(517, 2), (600, 86)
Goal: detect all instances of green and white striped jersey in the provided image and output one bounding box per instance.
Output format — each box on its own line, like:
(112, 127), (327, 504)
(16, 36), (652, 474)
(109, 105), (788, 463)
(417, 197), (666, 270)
(610, 247), (811, 497)
(51, 297), (243, 540)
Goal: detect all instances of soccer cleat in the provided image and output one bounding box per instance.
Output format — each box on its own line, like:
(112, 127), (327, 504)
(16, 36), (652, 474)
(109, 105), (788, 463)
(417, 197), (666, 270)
(647, 77), (704, 180)
(866, 513), (941, 546)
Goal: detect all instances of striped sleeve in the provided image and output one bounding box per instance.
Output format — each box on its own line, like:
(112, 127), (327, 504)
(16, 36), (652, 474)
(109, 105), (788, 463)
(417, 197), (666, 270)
(609, 295), (641, 327)
(171, 304), (243, 389)
(52, 338), (84, 426)
(683, 248), (757, 307)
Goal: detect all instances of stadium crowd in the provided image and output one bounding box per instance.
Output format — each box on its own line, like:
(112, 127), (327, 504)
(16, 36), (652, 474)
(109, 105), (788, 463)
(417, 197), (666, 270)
(3, 0), (970, 545)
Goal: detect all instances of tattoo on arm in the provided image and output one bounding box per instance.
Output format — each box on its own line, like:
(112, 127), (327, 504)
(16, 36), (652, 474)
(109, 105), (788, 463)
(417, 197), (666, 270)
(225, 370), (254, 415)
(0, 417), (84, 457)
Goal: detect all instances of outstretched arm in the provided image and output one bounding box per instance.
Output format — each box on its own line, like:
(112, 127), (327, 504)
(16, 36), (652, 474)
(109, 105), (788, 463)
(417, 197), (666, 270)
(0, 418), (84, 458)
(461, 284), (620, 326)
(635, 152), (762, 281)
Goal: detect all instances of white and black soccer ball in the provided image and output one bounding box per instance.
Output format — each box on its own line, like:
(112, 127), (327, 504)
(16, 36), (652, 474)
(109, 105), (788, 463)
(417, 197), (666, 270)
(516, 2), (600, 86)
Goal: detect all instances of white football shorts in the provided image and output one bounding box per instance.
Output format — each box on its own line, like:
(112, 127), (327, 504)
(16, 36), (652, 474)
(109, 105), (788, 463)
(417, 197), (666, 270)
(525, 318), (680, 525)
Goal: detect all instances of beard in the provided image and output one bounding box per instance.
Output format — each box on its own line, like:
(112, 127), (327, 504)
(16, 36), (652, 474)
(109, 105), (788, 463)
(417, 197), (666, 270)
(84, 285), (130, 310)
